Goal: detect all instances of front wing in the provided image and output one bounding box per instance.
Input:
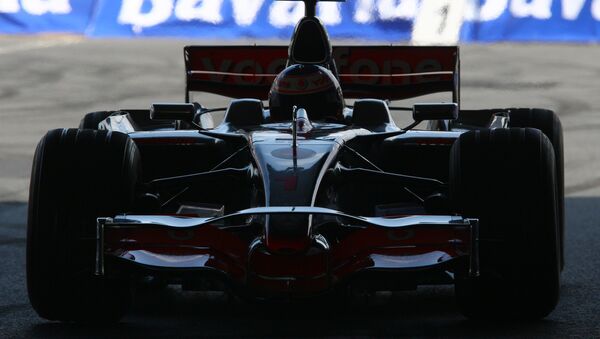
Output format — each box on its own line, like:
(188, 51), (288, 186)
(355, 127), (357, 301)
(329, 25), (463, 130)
(96, 207), (479, 296)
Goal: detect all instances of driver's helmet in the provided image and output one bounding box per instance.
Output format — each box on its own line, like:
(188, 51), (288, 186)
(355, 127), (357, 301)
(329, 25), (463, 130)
(269, 64), (344, 122)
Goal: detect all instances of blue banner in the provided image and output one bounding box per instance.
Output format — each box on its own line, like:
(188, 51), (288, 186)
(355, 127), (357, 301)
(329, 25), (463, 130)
(0, 0), (95, 34)
(1, 0), (600, 42)
(89, 0), (415, 40)
(461, 0), (600, 42)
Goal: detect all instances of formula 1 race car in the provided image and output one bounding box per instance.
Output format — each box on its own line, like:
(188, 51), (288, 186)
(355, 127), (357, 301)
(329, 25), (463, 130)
(27, 0), (564, 323)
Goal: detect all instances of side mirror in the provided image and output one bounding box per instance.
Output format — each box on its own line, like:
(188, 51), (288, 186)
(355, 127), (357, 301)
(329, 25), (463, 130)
(150, 103), (196, 122)
(413, 103), (458, 121)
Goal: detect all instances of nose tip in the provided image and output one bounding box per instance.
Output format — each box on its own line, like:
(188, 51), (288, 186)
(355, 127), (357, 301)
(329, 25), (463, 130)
(264, 214), (311, 254)
(265, 237), (311, 254)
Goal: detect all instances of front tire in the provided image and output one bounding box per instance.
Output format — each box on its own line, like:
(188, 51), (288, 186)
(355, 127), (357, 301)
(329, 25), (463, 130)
(27, 129), (141, 322)
(450, 128), (560, 320)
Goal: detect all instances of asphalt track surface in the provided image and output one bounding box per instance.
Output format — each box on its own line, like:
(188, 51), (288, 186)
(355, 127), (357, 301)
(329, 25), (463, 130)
(0, 36), (599, 338)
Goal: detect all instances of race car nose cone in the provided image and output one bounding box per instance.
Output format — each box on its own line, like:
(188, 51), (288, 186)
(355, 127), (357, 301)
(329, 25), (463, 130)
(264, 214), (311, 254)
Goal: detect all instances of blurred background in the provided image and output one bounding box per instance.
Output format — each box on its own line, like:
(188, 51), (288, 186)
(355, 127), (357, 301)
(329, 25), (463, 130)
(2, 0), (600, 41)
(1, 0), (600, 337)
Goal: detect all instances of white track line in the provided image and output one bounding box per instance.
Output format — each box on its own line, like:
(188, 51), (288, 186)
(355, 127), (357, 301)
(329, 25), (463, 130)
(0, 36), (82, 56)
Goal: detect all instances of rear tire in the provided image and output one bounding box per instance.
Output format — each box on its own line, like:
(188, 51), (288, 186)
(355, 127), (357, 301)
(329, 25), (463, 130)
(27, 128), (141, 322)
(450, 128), (560, 320)
(509, 109), (565, 270)
(79, 111), (112, 130)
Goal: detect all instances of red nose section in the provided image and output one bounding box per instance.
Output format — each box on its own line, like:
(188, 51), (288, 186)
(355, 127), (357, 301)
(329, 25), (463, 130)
(264, 215), (312, 254)
(265, 235), (312, 254)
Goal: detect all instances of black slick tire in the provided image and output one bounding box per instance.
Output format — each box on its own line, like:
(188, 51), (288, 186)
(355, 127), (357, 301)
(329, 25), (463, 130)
(27, 128), (141, 322)
(509, 109), (565, 270)
(450, 128), (560, 320)
(79, 111), (112, 130)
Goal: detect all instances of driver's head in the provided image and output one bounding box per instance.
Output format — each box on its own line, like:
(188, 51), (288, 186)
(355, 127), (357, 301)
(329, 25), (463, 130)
(268, 64), (344, 122)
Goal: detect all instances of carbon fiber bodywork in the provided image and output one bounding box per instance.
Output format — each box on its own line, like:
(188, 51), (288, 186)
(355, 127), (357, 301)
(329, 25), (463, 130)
(91, 1), (484, 299)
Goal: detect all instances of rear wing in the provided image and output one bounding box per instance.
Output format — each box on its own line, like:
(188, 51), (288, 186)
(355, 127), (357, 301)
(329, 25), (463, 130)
(184, 45), (460, 104)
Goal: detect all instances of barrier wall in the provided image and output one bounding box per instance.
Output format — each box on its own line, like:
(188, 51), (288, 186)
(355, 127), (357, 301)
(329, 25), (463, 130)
(1, 0), (600, 42)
